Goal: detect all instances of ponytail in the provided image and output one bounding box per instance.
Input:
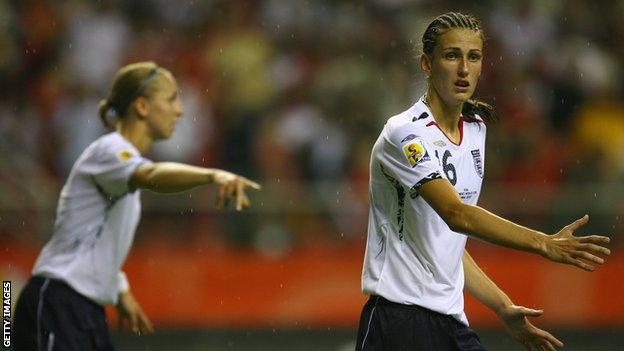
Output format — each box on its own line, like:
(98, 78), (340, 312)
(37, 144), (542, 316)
(98, 99), (116, 129)
(462, 98), (497, 123)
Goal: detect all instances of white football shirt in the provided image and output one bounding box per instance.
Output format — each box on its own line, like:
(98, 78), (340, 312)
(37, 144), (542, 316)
(33, 132), (151, 306)
(361, 97), (486, 325)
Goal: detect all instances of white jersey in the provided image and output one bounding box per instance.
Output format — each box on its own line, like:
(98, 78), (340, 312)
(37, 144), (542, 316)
(361, 98), (486, 325)
(33, 132), (151, 306)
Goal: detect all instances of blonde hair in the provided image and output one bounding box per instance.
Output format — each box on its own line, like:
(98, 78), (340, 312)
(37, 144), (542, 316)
(98, 61), (168, 128)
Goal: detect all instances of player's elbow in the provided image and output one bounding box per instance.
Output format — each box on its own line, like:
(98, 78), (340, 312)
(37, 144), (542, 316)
(442, 203), (471, 233)
(130, 163), (158, 191)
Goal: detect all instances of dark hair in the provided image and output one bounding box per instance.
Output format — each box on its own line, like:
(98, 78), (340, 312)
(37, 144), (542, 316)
(98, 61), (166, 128)
(421, 12), (497, 123)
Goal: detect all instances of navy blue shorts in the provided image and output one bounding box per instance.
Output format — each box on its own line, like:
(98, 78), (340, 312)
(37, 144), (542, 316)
(356, 295), (486, 351)
(13, 276), (115, 351)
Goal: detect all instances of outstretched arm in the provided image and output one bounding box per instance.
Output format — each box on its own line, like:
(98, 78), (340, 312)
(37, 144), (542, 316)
(419, 178), (610, 271)
(130, 162), (261, 210)
(463, 250), (562, 350)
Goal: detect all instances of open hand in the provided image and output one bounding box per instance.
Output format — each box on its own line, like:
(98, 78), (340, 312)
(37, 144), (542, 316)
(116, 290), (154, 335)
(498, 305), (563, 351)
(542, 215), (610, 271)
(213, 170), (262, 211)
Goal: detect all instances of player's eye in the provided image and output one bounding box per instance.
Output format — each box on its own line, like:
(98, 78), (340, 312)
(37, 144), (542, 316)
(468, 53), (482, 61)
(168, 91), (178, 102)
(445, 52), (457, 60)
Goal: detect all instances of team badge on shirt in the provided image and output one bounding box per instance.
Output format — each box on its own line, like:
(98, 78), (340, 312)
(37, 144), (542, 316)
(118, 150), (134, 162)
(471, 149), (483, 178)
(403, 140), (431, 167)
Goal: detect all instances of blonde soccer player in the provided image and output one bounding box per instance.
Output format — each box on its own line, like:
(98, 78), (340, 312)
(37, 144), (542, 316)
(13, 62), (261, 350)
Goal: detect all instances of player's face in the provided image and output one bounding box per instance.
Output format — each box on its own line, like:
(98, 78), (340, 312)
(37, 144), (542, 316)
(422, 28), (483, 107)
(144, 73), (183, 140)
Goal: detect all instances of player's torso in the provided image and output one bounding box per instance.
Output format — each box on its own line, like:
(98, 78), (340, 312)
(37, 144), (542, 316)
(421, 118), (485, 205)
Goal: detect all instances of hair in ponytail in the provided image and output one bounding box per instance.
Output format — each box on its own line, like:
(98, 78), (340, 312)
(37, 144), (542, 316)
(421, 12), (497, 124)
(98, 99), (115, 130)
(461, 98), (497, 123)
(98, 61), (166, 128)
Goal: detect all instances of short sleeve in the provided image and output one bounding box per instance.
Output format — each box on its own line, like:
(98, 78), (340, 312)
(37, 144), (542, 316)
(381, 127), (443, 196)
(118, 271), (130, 293)
(86, 137), (151, 197)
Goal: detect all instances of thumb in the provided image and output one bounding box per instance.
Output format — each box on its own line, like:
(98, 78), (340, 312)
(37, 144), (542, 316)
(566, 214), (589, 232)
(517, 306), (543, 318)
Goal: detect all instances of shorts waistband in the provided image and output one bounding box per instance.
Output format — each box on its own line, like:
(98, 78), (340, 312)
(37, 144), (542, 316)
(369, 295), (450, 318)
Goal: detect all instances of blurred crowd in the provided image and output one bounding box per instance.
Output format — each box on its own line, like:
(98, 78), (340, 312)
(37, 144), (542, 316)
(2, 0), (624, 249)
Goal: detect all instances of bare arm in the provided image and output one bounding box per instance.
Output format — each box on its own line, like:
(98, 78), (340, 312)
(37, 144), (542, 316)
(419, 179), (610, 271)
(130, 162), (261, 210)
(462, 250), (511, 313)
(463, 250), (563, 350)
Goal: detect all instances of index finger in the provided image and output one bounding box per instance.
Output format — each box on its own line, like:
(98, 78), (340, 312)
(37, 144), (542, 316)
(578, 235), (610, 245)
(138, 309), (154, 334)
(239, 177), (261, 190)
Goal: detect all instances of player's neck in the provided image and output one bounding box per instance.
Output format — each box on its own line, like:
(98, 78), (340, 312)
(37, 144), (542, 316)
(424, 90), (462, 143)
(116, 119), (154, 155)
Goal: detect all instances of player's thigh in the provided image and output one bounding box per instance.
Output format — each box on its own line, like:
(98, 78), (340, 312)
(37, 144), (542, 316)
(45, 281), (115, 351)
(13, 277), (42, 351)
(356, 297), (457, 351)
(452, 322), (486, 351)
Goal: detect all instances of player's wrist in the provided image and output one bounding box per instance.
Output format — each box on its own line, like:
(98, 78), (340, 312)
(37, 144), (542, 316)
(204, 168), (217, 184)
(532, 232), (549, 257)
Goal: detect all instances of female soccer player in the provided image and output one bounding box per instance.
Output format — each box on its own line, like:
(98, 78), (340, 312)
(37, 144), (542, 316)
(13, 62), (261, 350)
(357, 12), (610, 351)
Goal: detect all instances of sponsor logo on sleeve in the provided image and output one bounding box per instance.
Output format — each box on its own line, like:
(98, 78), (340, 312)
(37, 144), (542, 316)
(471, 149), (483, 178)
(403, 140), (431, 167)
(118, 150), (134, 162)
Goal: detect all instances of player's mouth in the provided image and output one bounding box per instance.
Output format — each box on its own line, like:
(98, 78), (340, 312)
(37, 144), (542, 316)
(454, 79), (470, 93)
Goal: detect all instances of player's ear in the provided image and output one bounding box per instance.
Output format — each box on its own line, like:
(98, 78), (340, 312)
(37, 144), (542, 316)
(420, 54), (431, 78)
(131, 96), (150, 119)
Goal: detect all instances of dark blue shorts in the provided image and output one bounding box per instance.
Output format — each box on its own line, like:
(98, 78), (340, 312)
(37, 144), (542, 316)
(13, 276), (115, 351)
(356, 295), (486, 351)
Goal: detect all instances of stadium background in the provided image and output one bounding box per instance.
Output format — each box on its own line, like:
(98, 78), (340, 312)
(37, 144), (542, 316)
(1, 0), (623, 349)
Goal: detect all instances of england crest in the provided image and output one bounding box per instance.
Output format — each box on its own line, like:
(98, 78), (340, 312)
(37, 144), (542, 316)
(471, 149), (483, 178)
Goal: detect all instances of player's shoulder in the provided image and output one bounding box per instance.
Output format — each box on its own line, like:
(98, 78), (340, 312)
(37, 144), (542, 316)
(462, 114), (487, 138)
(89, 132), (141, 163)
(384, 100), (435, 145)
